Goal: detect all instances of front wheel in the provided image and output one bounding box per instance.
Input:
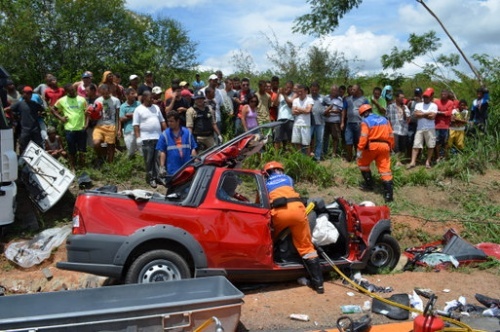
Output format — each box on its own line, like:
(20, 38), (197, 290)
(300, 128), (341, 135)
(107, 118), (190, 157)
(364, 234), (400, 274)
(125, 249), (191, 284)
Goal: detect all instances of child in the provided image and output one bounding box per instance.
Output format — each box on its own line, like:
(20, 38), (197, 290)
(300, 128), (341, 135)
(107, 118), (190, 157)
(45, 126), (67, 159)
(446, 99), (469, 157)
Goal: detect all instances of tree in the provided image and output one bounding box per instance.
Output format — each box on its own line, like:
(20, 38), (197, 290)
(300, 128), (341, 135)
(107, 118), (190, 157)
(293, 0), (363, 37)
(230, 49), (256, 77)
(0, 0), (198, 86)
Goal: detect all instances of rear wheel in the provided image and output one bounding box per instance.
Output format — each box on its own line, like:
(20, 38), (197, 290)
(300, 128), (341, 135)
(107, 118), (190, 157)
(365, 234), (400, 274)
(125, 249), (191, 284)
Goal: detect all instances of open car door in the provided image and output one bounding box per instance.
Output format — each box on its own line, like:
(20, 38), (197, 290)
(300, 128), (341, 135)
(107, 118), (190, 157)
(167, 122), (281, 187)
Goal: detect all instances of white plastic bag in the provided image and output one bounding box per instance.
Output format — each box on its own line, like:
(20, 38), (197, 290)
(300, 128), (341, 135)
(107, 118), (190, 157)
(312, 214), (339, 246)
(5, 225), (72, 268)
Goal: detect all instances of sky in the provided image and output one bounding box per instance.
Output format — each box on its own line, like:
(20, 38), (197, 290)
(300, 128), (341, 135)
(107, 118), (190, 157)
(125, 0), (500, 79)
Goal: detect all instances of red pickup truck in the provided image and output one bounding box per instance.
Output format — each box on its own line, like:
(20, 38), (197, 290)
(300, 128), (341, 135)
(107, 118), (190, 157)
(57, 123), (400, 284)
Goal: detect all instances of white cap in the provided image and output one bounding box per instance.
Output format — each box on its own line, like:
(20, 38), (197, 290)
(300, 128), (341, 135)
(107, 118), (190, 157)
(152, 86), (162, 94)
(208, 74), (218, 80)
(129, 74), (139, 81)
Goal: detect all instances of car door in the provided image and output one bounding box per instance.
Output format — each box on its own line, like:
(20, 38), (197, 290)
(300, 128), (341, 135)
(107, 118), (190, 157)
(200, 169), (273, 270)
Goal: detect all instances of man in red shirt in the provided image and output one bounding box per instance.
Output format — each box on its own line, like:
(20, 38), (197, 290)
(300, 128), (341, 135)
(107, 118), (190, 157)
(44, 76), (65, 108)
(433, 90), (454, 162)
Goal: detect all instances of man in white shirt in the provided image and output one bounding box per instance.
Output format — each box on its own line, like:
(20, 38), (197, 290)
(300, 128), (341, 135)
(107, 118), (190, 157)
(407, 88), (437, 169)
(291, 84), (314, 155)
(133, 91), (166, 188)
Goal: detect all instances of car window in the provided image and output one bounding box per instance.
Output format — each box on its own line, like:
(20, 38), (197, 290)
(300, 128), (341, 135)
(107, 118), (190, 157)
(217, 171), (262, 206)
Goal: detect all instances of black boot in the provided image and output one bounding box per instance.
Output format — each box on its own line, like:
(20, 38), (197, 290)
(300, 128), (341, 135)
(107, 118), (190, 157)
(382, 180), (393, 202)
(303, 257), (324, 294)
(360, 171), (374, 191)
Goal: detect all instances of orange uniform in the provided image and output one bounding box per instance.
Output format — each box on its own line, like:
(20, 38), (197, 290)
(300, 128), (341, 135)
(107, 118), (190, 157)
(266, 174), (316, 258)
(357, 114), (394, 181)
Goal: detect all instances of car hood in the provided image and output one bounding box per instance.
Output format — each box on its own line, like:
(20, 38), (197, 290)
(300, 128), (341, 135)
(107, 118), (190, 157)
(168, 122), (280, 186)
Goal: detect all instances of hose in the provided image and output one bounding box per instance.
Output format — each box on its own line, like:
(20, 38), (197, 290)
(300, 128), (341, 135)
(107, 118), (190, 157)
(318, 247), (487, 332)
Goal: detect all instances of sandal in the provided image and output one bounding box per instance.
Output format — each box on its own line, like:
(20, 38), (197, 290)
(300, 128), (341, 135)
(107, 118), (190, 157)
(426, 164), (432, 169)
(406, 164), (416, 170)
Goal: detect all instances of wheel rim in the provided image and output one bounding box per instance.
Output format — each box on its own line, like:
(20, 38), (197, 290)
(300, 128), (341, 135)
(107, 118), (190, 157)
(138, 259), (183, 283)
(370, 243), (393, 268)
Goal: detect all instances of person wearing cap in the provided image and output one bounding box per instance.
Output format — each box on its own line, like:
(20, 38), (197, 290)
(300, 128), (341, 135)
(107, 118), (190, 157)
(407, 87), (437, 169)
(180, 88), (193, 107)
(100, 71), (125, 102)
(129, 74), (139, 91)
(179, 81), (190, 92)
(186, 90), (222, 152)
(53, 83), (89, 169)
(10, 86), (45, 154)
(433, 89), (454, 162)
(137, 71), (154, 99)
(191, 74), (205, 94)
(73, 71), (93, 98)
(201, 74), (224, 134)
(151, 86), (166, 118)
(133, 90), (166, 188)
(356, 104), (395, 202)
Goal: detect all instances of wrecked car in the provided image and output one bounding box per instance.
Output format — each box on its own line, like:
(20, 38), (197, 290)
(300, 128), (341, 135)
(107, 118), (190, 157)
(57, 123), (400, 284)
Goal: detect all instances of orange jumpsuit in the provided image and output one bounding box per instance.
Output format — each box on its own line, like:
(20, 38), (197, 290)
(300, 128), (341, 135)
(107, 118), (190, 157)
(357, 114), (395, 181)
(266, 174), (317, 258)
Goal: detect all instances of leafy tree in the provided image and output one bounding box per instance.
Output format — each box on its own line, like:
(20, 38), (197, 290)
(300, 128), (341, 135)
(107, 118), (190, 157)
(293, 0), (363, 36)
(230, 49), (257, 77)
(0, 0), (197, 86)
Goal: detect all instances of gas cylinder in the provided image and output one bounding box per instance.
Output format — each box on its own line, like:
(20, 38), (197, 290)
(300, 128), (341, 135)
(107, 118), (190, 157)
(413, 314), (445, 332)
(414, 293), (445, 332)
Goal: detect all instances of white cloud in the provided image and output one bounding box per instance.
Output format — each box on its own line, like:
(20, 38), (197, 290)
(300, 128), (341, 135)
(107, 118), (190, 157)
(126, 0), (500, 78)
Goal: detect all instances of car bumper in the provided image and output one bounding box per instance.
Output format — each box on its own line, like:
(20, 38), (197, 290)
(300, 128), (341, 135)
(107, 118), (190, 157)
(57, 233), (127, 279)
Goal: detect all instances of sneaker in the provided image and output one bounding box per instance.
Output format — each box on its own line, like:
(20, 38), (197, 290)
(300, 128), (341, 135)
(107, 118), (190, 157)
(149, 180), (157, 188)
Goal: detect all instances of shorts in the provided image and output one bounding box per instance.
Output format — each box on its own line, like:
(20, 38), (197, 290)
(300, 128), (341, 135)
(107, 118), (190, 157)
(65, 130), (87, 155)
(344, 122), (360, 146)
(196, 135), (215, 151)
(435, 129), (449, 145)
(413, 129), (436, 149)
(93, 125), (117, 145)
(291, 125), (311, 146)
(274, 119), (294, 143)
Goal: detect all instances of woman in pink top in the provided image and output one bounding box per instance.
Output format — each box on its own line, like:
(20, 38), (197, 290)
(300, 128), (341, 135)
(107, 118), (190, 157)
(241, 94), (259, 132)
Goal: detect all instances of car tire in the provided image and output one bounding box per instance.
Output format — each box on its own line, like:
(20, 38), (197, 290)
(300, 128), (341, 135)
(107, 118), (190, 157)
(125, 249), (191, 284)
(364, 234), (400, 274)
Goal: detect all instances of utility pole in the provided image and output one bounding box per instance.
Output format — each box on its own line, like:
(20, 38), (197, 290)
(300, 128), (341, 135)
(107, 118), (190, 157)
(417, 0), (484, 87)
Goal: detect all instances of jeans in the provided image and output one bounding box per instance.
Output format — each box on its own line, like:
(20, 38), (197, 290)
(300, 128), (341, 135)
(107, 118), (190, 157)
(310, 124), (324, 161)
(141, 139), (159, 182)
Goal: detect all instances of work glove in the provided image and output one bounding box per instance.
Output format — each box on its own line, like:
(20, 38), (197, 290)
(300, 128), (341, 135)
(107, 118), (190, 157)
(218, 135), (223, 144)
(159, 166), (166, 177)
(356, 150), (362, 159)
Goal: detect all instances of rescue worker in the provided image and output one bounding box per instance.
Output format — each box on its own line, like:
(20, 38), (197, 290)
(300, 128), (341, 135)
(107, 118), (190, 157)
(263, 161), (324, 294)
(185, 90), (222, 152)
(357, 104), (395, 202)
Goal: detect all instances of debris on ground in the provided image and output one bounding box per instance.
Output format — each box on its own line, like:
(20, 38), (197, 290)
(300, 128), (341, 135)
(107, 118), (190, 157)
(4, 225), (71, 268)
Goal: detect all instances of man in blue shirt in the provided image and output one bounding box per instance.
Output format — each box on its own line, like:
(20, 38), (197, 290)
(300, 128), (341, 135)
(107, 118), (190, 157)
(157, 111), (197, 177)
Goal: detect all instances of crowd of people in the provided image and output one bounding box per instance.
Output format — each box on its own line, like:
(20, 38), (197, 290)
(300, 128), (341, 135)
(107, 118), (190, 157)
(0, 69), (489, 193)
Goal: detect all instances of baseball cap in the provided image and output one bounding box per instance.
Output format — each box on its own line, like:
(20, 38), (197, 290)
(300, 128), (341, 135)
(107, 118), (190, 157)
(22, 86), (33, 93)
(179, 81), (188, 87)
(414, 87), (422, 96)
(129, 74), (139, 81)
(145, 70), (153, 76)
(181, 89), (193, 98)
(82, 71), (92, 79)
(152, 86), (162, 94)
(193, 90), (205, 100)
(208, 74), (218, 80)
(422, 87), (434, 98)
